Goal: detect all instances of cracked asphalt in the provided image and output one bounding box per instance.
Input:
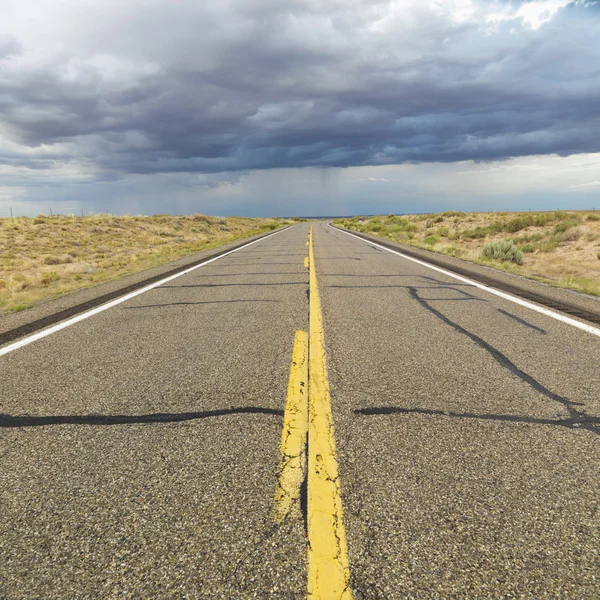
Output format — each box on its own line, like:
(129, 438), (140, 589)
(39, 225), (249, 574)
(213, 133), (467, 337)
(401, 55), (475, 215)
(2, 222), (600, 598)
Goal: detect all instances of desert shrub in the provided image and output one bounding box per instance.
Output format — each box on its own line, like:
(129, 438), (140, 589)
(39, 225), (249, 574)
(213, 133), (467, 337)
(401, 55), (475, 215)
(462, 227), (489, 239)
(597, 251), (600, 260)
(441, 246), (465, 258)
(560, 227), (583, 242)
(532, 213), (556, 227)
(424, 235), (439, 246)
(0, 279), (6, 289)
(442, 211), (465, 218)
(504, 217), (530, 233)
(510, 232), (544, 244)
(43, 256), (61, 265)
(554, 220), (578, 234)
(480, 240), (523, 264)
(587, 214), (600, 221)
(33, 218), (46, 225)
(405, 223), (418, 233)
(40, 271), (60, 286)
(538, 238), (560, 253)
(433, 215), (444, 223)
(437, 226), (450, 237)
(519, 244), (536, 253)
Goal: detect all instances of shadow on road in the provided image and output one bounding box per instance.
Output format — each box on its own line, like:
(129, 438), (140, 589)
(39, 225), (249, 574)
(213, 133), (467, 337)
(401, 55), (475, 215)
(0, 407), (283, 428)
(123, 299), (281, 309)
(354, 406), (600, 433)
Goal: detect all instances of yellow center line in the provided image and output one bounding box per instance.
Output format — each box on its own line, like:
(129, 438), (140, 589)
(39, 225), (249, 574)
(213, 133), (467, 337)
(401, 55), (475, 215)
(308, 226), (352, 599)
(274, 330), (309, 522)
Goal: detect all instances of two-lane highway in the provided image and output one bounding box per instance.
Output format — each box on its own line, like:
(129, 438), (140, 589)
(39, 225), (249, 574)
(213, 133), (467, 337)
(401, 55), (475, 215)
(2, 222), (599, 598)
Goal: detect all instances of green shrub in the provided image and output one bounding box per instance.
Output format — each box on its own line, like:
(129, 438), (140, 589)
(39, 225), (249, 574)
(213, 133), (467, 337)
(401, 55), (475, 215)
(405, 223), (418, 233)
(587, 214), (600, 221)
(462, 227), (489, 239)
(510, 232), (544, 244)
(424, 235), (439, 246)
(486, 221), (505, 234)
(554, 220), (578, 234)
(437, 226), (450, 237)
(480, 240), (523, 264)
(504, 217), (529, 233)
(532, 213), (556, 227)
(538, 238), (560, 253)
(441, 246), (465, 258)
(519, 244), (536, 253)
(40, 271), (60, 286)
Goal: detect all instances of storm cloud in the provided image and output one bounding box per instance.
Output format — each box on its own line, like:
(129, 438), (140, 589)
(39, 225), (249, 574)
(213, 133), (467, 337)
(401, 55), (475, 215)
(1, 0), (600, 213)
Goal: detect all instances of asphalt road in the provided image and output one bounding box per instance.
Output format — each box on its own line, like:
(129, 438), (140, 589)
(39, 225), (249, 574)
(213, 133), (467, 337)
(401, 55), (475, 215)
(2, 222), (600, 598)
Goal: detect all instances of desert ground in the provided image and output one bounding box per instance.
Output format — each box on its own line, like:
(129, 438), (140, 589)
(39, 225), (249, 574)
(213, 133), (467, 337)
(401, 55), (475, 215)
(0, 214), (289, 313)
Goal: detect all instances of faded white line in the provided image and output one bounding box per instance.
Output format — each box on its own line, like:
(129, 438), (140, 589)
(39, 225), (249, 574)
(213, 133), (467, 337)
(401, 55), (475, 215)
(331, 225), (600, 339)
(0, 227), (291, 357)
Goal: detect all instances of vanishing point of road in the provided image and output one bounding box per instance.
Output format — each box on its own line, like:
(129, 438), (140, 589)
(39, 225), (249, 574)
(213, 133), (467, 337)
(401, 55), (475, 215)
(2, 223), (599, 598)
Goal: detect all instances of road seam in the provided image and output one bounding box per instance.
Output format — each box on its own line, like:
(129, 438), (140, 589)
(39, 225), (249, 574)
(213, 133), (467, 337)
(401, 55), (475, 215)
(275, 330), (309, 522)
(308, 226), (352, 599)
(332, 225), (600, 339)
(0, 227), (290, 357)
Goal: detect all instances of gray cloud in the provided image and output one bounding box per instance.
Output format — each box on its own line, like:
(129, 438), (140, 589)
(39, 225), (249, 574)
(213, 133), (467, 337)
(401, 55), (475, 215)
(1, 0), (600, 188)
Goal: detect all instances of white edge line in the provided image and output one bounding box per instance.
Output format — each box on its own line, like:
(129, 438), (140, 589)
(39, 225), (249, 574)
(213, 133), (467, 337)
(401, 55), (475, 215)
(331, 224), (600, 339)
(0, 227), (291, 357)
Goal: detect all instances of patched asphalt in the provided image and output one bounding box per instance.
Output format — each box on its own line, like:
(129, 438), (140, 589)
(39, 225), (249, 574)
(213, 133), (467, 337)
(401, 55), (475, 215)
(2, 222), (600, 598)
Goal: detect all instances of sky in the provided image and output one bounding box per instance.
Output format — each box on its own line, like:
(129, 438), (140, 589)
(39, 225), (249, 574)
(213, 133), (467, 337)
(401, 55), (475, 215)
(1, 0), (600, 217)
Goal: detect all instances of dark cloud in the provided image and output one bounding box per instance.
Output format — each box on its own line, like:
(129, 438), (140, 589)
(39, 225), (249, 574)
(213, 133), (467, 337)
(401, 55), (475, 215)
(1, 0), (600, 184)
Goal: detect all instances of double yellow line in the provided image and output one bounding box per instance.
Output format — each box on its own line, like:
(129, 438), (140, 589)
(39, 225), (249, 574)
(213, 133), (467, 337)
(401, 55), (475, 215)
(275, 226), (352, 599)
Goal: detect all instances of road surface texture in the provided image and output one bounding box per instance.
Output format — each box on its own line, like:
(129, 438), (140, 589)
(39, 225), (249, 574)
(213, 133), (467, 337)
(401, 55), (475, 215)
(2, 222), (599, 598)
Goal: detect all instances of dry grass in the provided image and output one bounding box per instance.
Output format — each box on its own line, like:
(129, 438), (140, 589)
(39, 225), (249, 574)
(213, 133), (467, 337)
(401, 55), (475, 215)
(0, 213), (291, 313)
(335, 211), (600, 297)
